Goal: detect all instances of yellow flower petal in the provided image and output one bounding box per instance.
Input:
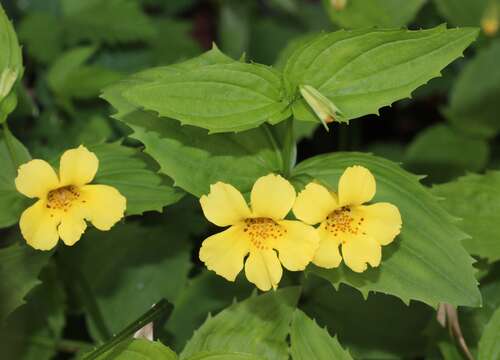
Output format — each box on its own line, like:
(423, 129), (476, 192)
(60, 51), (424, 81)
(338, 165), (376, 206)
(355, 203), (402, 245)
(274, 220), (319, 271)
(80, 184), (126, 230)
(200, 182), (251, 227)
(244, 249), (282, 291)
(58, 210), (87, 246)
(312, 224), (343, 269)
(250, 174), (295, 220)
(199, 225), (250, 281)
(15, 159), (59, 199)
(59, 145), (99, 187)
(341, 234), (381, 273)
(293, 182), (338, 225)
(19, 200), (61, 250)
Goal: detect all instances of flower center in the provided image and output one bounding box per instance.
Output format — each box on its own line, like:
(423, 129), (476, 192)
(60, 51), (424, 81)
(323, 206), (365, 243)
(46, 185), (81, 211)
(243, 217), (287, 250)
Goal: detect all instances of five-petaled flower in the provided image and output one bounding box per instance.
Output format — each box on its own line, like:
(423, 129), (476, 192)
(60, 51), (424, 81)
(15, 145), (126, 250)
(199, 174), (319, 291)
(293, 166), (402, 272)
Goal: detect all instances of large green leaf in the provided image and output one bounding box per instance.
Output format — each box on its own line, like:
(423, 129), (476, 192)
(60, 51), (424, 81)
(0, 243), (52, 322)
(434, 0), (490, 26)
(290, 310), (352, 360)
(102, 52), (285, 197)
(445, 39), (500, 138)
(0, 265), (65, 360)
(283, 25), (478, 123)
(61, 0), (155, 45)
(61, 212), (193, 341)
(303, 282), (433, 359)
(322, 0), (426, 28)
(478, 306), (500, 360)
(180, 287), (300, 360)
(95, 339), (177, 360)
(404, 124), (489, 183)
(291, 152), (481, 307)
(0, 129), (31, 228)
(123, 61), (291, 133)
(89, 143), (184, 216)
(186, 352), (265, 360)
(432, 172), (500, 262)
(0, 3), (22, 101)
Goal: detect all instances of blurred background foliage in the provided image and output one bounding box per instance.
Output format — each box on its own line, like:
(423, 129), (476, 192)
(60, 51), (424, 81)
(1, 0), (500, 359)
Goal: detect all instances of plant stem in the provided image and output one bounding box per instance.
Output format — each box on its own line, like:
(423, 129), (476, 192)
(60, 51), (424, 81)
(282, 117), (296, 177)
(2, 121), (18, 168)
(82, 299), (173, 360)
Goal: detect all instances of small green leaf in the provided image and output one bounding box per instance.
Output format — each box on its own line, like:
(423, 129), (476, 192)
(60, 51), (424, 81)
(0, 243), (52, 322)
(445, 39), (500, 138)
(61, 0), (155, 45)
(186, 352), (265, 360)
(322, 0), (426, 28)
(432, 172), (500, 262)
(0, 4), (22, 101)
(123, 61), (291, 133)
(290, 310), (352, 360)
(478, 306), (500, 360)
(405, 124), (489, 183)
(292, 152), (481, 307)
(180, 287), (301, 360)
(283, 26), (478, 123)
(89, 143), (185, 216)
(0, 129), (31, 228)
(434, 0), (490, 26)
(94, 339), (177, 360)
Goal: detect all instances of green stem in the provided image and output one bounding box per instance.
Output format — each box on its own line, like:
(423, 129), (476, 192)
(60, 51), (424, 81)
(83, 299), (173, 360)
(282, 118), (296, 177)
(2, 121), (18, 168)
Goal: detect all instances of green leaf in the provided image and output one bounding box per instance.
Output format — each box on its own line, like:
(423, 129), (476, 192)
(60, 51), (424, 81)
(61, 0), (155, 45)
(478, 306), (500, 360)
(164, 271), (253, 352)
(180, 287), (301, 360)
(322, 0), (426, 28)
(445, 39), (500, 138)
(432, 172), (500, 262)
(186, 352), (265, 360)
(291, 152), (481, 307)
(0, 265), (66, 360)
(102, 55), (285, 197)
(95, 339), (177, 360)
(61, 215), (192, 340)
(0, 243), (52, 322)
(303, 282), (433, 359)
(0, 4), (22, 101)
(47, 46), (122, 101)
(290, 310), (352, 360)
(434, 0), (489, 26)
(283, 26), (478, 123)
(123, 61), (291, 133)
(404, 124), (489, 183)
(0, 129), (31, 228)
(89, 142), (184, 216)
(18, 13), (63, 65)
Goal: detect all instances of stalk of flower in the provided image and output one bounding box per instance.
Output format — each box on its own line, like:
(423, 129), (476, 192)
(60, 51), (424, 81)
(15, 145), (126, 250)
(293, 165), (402, 273)
(199, 174), (319, 291)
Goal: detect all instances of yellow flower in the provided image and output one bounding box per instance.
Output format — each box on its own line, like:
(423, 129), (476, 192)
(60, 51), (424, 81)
(15, 145), (126, 250)
(293, 166), (402, 273)
(199, 174), (319, 291)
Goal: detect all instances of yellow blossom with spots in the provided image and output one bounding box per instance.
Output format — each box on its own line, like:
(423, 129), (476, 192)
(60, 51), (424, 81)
(15, 145), (126, 250)
(199, 174), (319, 291)
(293, 166), (402, 273)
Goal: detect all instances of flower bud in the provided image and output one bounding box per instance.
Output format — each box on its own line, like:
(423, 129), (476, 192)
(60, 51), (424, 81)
(481, 2), (499, 36)
(299, 85), (343, 130)
(0, 91), (17, 124)
(0, 68), (18, 100)
(331, 0), (347, 11)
